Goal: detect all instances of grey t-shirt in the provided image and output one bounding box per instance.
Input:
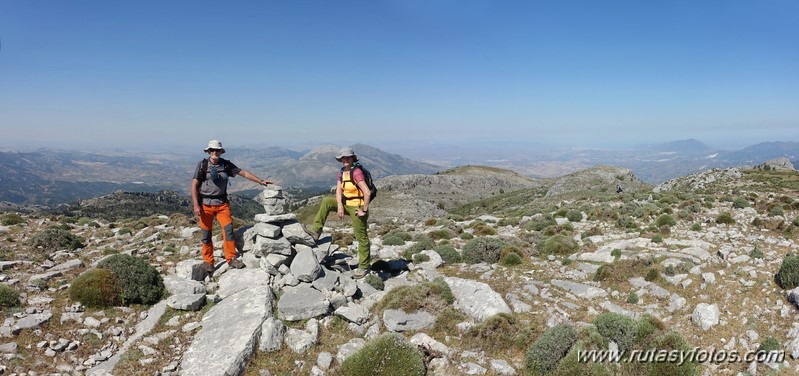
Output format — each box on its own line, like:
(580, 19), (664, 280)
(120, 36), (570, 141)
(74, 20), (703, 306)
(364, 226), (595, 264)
(193, 158), (242, 205)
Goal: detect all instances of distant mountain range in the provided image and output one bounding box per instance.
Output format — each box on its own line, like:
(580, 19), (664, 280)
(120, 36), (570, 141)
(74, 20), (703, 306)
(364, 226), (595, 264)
(0, 139), (796, 207)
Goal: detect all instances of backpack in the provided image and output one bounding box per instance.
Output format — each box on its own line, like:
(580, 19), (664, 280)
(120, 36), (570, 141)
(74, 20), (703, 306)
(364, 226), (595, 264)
(197, 158), (234, 183)
(339, 162), (377, 205)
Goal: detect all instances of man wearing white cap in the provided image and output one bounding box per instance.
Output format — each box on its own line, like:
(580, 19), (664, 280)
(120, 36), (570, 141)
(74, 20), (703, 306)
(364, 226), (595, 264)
(191, 140), (271, 274)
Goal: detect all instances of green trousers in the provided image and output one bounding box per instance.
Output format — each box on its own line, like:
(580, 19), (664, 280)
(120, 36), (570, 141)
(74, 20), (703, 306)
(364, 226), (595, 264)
(312, 196), (371, 269)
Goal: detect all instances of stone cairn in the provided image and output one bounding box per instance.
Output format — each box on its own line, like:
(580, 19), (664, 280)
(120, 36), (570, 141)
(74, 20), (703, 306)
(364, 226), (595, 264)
(240, 186), (363, 321)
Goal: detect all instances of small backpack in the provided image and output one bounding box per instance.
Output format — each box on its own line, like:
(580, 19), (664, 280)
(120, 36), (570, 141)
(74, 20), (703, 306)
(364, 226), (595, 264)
(340, 162), (377, 205)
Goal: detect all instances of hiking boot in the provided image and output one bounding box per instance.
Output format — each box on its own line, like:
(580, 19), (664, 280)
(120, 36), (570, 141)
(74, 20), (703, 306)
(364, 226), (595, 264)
(352, 268), (369, 279)
(228, 258), (245, 269)
(203, 262), (215, 278)
(302, 224), (321, 242)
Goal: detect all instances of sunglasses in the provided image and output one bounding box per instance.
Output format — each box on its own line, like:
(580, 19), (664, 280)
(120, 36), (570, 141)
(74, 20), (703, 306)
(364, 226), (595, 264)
(208, 149), (222, 153)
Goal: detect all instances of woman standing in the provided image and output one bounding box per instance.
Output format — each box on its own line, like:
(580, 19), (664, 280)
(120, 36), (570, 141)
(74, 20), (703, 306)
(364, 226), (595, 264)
(304, 147), (372, 279)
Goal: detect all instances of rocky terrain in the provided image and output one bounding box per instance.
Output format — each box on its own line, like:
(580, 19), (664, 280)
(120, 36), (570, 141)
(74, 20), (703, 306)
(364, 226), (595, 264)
(1, 161), (799, 375)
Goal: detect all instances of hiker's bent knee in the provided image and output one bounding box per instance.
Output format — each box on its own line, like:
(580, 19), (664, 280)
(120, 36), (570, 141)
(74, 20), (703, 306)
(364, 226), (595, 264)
(200, 229), (212, 244)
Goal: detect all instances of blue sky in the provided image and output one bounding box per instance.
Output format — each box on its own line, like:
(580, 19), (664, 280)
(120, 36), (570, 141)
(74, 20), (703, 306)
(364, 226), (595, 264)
(1, 0), (797, 152)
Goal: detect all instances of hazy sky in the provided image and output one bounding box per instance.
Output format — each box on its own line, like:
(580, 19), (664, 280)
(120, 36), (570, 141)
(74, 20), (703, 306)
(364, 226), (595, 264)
(1, 0), (797, 151)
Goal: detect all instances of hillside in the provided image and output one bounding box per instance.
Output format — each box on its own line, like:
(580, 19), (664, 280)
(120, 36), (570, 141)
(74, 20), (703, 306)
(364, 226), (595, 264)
(1, 165), (798, 375)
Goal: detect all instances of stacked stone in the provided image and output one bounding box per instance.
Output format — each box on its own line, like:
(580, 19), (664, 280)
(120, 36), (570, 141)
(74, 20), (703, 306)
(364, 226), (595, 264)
(241, 186), (338, 290)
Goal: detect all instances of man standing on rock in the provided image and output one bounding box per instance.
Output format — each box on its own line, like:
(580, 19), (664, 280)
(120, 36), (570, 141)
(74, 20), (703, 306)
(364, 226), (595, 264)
(192, 139), (271, 274)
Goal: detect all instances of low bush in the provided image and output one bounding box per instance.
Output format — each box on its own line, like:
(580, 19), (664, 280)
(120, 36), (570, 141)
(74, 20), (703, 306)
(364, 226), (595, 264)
(341, 333), (425, 376)
(775, 253), (799, 289)
(651, 234), (663, 243)
(462, 237), (507, 264)
(645, 268), (660, 282)
(0, 284), (21, 307)
(428, 229), (452, 240)
(647, 331), (699, 376)
(381, 234), (406, 246)
(465, 313), (533, 352)
(626, 292), (639, 304)
(26, 228), (85, 251)
(402, 235), (435, 259)
(566, 210), (583, 222)
(654, 214), (676, 227)
(376, 277), (453, 313)
(68, 268), (122, 308)
(1, 213), (25, 226)
(593, 312), (638, 352)
(716, 212), (735, 225)
(732, 197), (750, 209)
(98, 254), (164, 305)
(472, 223), (497, 236)
(539, 235), (579, 256)
(411, 253), (430, 263)
(434, 244), (461, 264)
(690, 223), (702, 231)
(526, 324), (578, 375)
(364, 274), (384, 291)
(758, 336), (781, 353)
(499, 251), (523, 266)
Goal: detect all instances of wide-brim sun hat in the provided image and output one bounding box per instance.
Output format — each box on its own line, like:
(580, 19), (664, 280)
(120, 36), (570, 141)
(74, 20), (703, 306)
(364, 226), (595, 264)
(204, 140), (225, 153)
(335, 147), (358, 162)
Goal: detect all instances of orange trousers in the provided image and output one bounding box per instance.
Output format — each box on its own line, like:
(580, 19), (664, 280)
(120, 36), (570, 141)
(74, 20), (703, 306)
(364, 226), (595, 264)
(198, 202), (237, 266)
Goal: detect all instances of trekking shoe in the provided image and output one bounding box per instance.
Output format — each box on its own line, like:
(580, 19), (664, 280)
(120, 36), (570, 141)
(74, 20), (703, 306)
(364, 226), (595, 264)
(228, 258), (245, 269)
(203, 262), (215, 278)
(352, 268), (369, 279)
(302, 224), (321, 242)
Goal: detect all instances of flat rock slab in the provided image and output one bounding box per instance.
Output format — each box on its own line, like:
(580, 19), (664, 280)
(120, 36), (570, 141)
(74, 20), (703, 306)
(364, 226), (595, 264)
(277, 285), (330, 321)
(180, 287), (274, 376)
(217, 268), (271, 299)
(551, 279), (608, 299)
(444, 277), (511, 321)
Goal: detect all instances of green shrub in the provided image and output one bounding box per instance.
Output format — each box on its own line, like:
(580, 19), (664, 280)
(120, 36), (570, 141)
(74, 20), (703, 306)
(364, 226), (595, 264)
(775, 253), (799, 289)
(539, 235), (579, 256)
(645, 268), (660, 282)
(716, 212), (735, 225)
(525, 217), (557, 232)
(465, 313), (532, 352)
(526, 324), (578, 375)
(690, 223), (702, 231)
(566, 210), (583, 222)
(98, 254), (164, 305)
(68, 268), (122, 308)
(610, 248), (622, 259)
(381, 234), (406, 246)
(26, 228), (85, 251)
(412, 253), (430, 263)
(732, 197), (750, 209)
(499, 252), (523, 267)
(648, 331), (699, 376)
(459, 232), (474, 240)
(428, 229), (452, 240)
(341, 333), (425, 376)
(462, 237), (507, 264)
(770, 205), (784, 216)
(654, 214), (676, 227)
(758, 336), (781, 352)
(1, 213), (24, 226)
(594, 265), (611, 282)
(434, 245), (461, 264)
(364, 274), (384, 291)
(651, 234), (663, 243)
(593, 312), (638, 352)
(626, 292), (639, 304)
(561, 258), (573, 266)
(0, 284), (21, 307)
(750, 244), (764, 259)
(377, 277), (453, 313)
(472, 223), (497, 236)
(664, 265), (676, 276)
(402, 235), (435, 259)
